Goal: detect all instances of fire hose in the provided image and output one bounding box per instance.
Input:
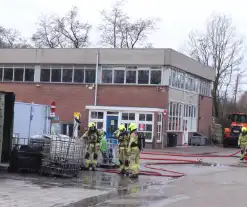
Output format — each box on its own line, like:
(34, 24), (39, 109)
(103, 150), (241, 178)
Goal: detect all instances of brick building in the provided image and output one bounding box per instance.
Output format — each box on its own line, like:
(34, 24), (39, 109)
(0, 48), (215, 148)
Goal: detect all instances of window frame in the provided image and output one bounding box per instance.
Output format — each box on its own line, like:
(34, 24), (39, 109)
(168, 101), (183, 132)
(157, 113), (163, 143)
(100, 65), (162, 85)
(125, 69), (137, 84)
(102, 69), (113, 84)
(89, 110), (104, 130)
(24, 67), (35, 82)
(62, 66), (73, 83)
(150, 69), (162, 85)
(13, 67), (24, 82)
(51, 67), (62, 83)
(137, 113), (154, 142)
(3, 67), (14, 82)
(137, 69), (150, 85)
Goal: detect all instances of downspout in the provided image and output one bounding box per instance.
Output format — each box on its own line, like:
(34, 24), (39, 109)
(94, 49), (99, 106)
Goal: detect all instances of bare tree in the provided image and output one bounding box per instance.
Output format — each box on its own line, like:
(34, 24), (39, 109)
(32, 16), (65, 48)
(32, 7), (92, 48)
(184, 13), (245, 118)
(98, 0), (157, 48)
(0, 26), (32, 48)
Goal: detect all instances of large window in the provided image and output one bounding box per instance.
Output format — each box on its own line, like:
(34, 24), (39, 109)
(0, 67), (2, 81)
(200, 80), (211, 96)
(150, 70), (161, 84)
(101, 65), (162, 85)
(51, 68), (62, 82)
(62, 68), (73, 82)
(114, 70), (125, 83)
(3, 67), (13, 81)
(85, 69), (96, 83)
(168, 101), (183, 131)
(102, 69), (112, 83)
(0, 65), (34, 82)
(14, 68), (24, 81)
(74, 69), (84, 83)
(138, 70), (149, 84)
(157, 113), (162, 143)
(169, 69), (185, 89)
(126, 70), (136, 84)
(184, 104), (197, 131)
(89, 111), (104, 129)
(121, 112), (135, 121)
(40, 65), (96, 84)
(138, 113), (153, 140)
(25, 68), (34, 82)
(40, 68), (51, 82)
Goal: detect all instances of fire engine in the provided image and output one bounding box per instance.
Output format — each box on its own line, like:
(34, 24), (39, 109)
(223, 112), (247, 147)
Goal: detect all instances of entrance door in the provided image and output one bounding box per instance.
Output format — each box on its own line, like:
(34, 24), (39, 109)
(106, 116), (118, 140)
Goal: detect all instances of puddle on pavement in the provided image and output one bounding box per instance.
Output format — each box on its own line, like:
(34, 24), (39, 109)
(0, 163), (228, 207)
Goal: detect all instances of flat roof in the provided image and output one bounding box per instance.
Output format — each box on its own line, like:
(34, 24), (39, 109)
(0, 48), (215, 81)
(86, 105), (165, 112)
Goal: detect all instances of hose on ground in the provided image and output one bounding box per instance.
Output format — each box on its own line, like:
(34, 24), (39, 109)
(103, 150), (241, 177)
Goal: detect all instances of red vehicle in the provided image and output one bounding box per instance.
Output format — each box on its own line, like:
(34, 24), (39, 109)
(223, 113), (247, 147)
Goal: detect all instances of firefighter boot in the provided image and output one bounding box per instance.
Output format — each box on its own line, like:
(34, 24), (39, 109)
(240, 150), (244, 161)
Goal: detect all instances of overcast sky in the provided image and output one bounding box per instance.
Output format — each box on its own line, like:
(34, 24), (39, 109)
(0, 0), (245, 50)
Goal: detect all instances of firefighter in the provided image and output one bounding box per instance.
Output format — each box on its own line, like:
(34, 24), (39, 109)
(127, 123), (140, 178)
(114, 124), (129, 174)
(238, 127), (247, 160)
(82, 122), (101, 170)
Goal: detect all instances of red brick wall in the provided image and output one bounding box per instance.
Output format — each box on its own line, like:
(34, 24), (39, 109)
(0, 83), (169, 125)
(198, 95), (212, 137)
(0, 83), (94, 125)
(97, 85), (168, 108)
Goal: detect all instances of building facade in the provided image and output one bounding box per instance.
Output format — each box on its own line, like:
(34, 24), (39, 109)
(0, 48), (215, 148)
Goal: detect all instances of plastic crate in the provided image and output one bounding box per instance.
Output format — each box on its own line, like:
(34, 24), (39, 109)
(190, 136), (207, 146)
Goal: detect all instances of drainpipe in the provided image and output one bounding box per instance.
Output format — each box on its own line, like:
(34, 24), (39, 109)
(94, 49), (99, 106)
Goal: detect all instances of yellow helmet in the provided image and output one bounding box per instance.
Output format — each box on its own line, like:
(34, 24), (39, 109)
(88, 122), (96, 128)
(128, 123), (137, 131)
(118, 124), (126, 131)
(242, 127), (247, 132)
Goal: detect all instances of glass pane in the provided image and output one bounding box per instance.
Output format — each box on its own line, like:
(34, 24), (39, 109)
(126, 70), (136, 84)
(85, 69), (95, 83)
(158, 114), (162, 122)
(0, 68), (2, 81)
(168, 117), (172, 130)
(25, 68), (34, 81)
(114, 70), (124, 83)
(139, 114), (145, 121)
(14, 68), (24, 81)
(129, 113), (135, 120)
(122, 113), (128, 120)
(97, 122), (103, 129)
(146, 114), (153, 121)
(40, 69), (50, 82)
(51, 69), (61, 82)
(146, 124), (152, 131)
(145, 132), (152, 140)
(98, 112), (104, 119)
(138, 70), (149, 84)
(91, 112), (97, 119)
(102, 70), (112, 83)
(3, 68), (13, 81)
(62, 69), (73, 82)
(74, 69), (84, 83)
(150, 70), (161, 84)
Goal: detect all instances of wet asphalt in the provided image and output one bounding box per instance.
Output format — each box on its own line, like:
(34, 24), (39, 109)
(0, 147), (245, 207)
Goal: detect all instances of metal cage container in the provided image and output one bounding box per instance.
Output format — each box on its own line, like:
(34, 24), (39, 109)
(40, 134), (84, 177)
